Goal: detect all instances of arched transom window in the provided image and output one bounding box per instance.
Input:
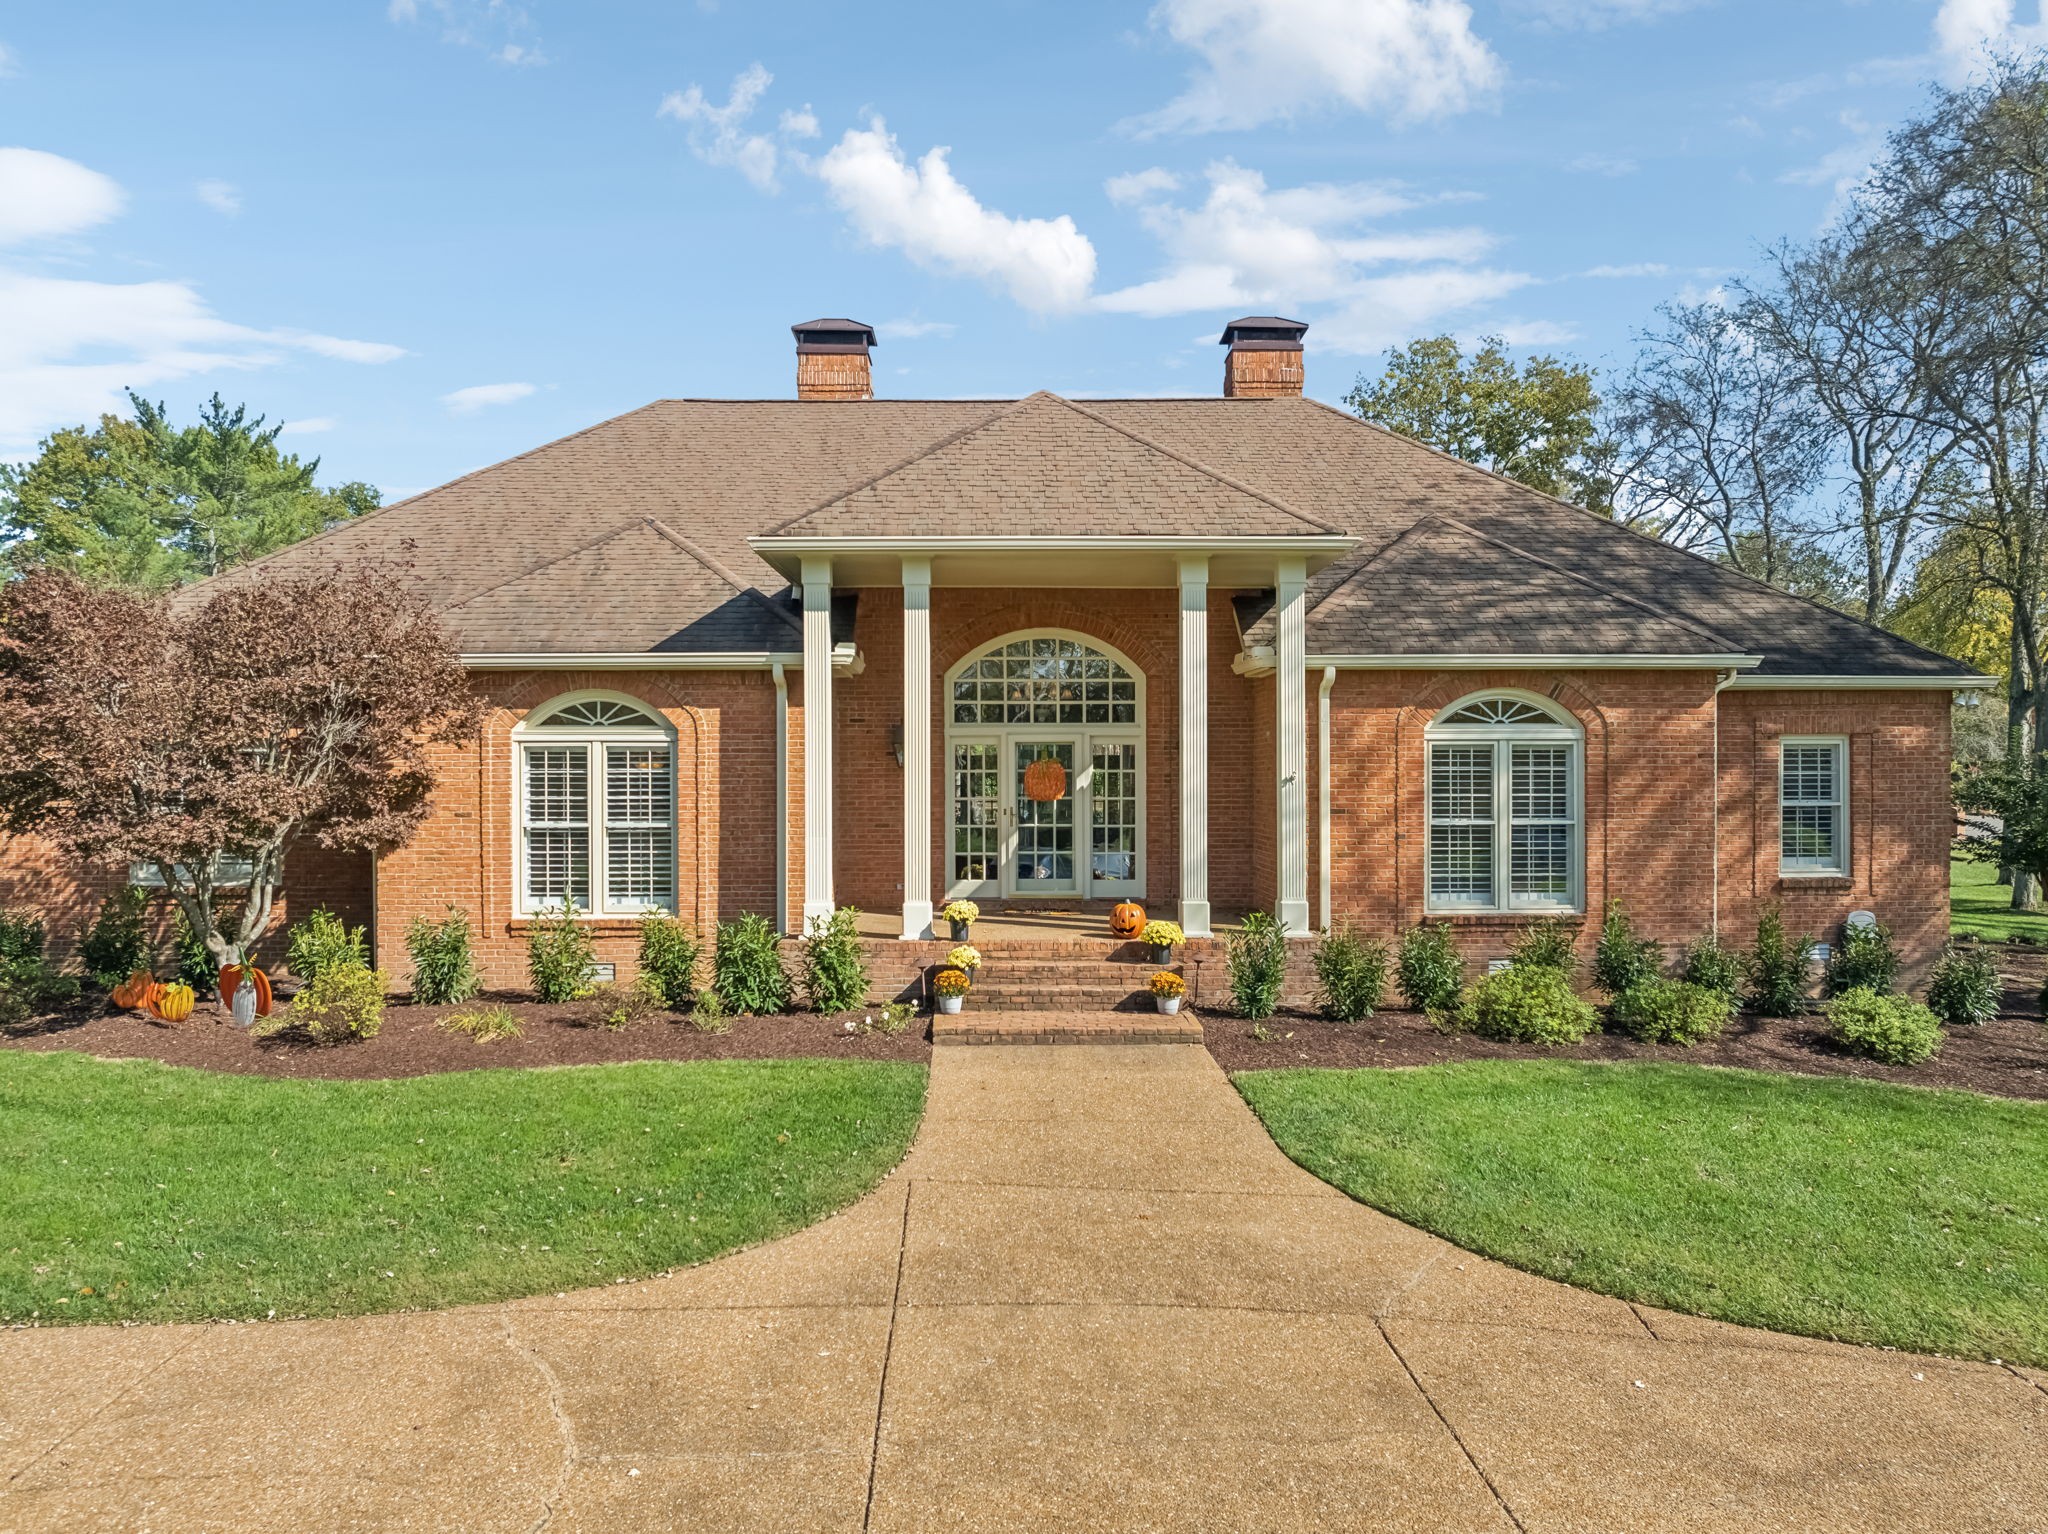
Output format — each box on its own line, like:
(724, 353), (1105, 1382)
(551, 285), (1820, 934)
(1424, 691), (1582, 914)
(951, 636), (1138, 726)
(516, 694), (674, 916)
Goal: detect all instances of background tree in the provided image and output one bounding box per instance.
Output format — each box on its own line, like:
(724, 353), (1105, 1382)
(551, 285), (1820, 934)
(1345, 335), (1608, 509)
(0, 564), (483, 968)
(0, 392), (378, 588)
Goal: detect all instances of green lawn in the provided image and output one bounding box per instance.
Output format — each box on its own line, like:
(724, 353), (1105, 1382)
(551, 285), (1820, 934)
(1951, 853), (2048, 943)
(1237, 1061), (2048, 1364)
(0, 1052), (925, 1325)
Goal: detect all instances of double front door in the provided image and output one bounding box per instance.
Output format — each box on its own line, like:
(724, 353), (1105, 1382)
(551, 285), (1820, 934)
(947, 733), (1142, 901)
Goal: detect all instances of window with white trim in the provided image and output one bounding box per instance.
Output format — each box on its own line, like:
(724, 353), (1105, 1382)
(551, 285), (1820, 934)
(1780, 737), (1847, 876)
(129, 854), (257, 888)
(517, 695), (675, 914)
(1425, 693), (1582, 913)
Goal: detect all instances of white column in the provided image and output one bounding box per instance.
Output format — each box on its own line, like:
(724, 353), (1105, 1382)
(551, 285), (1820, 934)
(1275, 556), (1310, 936)
(900, 557), (934, 940)
(1178, 554), (1212, 939)
(801, 557), (835, 927)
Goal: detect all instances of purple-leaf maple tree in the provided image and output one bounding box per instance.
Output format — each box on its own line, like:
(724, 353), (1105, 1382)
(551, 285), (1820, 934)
(0, 563), (484, 967)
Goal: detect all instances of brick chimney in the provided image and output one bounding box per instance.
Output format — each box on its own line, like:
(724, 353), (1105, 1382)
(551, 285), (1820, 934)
(794, 318), (877, 401)
(1220, 316), (1307, 398)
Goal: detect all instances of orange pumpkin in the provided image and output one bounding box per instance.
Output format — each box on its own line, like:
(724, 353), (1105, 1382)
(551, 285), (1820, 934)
(219, 965), (274, 1017)
(150, 982), (195, 1024)
(1022, 755), (1067, 803)
(110, 969), (155, 1011)
(1109, 901), (1146, 939)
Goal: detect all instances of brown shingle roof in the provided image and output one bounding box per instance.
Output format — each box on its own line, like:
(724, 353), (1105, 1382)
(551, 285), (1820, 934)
(766, 391), (1337, 539)
(202, 391), (1971, 675)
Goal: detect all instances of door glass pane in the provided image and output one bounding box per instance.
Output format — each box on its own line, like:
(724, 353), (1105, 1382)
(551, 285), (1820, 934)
(1090, 741), (1138, 884)
(951, 741), (1000, 885)
(1013, 741), (1076, 889)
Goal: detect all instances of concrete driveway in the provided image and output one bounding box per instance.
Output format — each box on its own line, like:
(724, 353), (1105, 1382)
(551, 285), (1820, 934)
(3, 1043), (2044, 1532)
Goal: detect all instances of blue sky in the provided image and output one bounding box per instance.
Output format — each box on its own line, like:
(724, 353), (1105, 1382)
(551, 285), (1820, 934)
(1, 0), (2042, 499)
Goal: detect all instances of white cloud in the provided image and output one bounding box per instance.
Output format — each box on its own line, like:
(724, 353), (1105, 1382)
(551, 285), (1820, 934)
(778, 106), (819, 139)
(0, 269), (404, 449)
(441, 381), (535, 413)
(876, 319), (957, 340)
(1511, 0), (1705, 26)
(0, 147), (124, 246)
(1935, 0), (2048, 79)
(278, 416), (337, 436)
(196, 179), (240, 215)
(1486, 319), (1579, 345)
(389, 0), (545, 66)
(1095, 159), (1515, 350)
(1131, 0), (1502, 134)
(1584, 262), (1671, 278)
(1566, 152), (1638, 177)
(658, 64), (796, 192)
(0, 43), (17, 78)
(1105, 168), (1183, 205)
(815, 119), (1098, 313)
(1779, 111), (1884, 222)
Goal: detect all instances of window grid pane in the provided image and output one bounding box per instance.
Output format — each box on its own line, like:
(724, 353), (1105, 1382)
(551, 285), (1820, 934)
(951, 742), (1000, 885)
(1509, 744), (1574, 902)
(1781, 743), (1843, 872)
(604, 745), (673, 909)
(1090, 741), (1138, 884)
(1429, 743), (1496, 905)
(951, 638), (1136, 726)
(524, 745), (591, 909)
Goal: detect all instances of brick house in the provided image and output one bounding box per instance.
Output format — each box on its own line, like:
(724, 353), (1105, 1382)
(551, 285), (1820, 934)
(2, 317), (1990, 997)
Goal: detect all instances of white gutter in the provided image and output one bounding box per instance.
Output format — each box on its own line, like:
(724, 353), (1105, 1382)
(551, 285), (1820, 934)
(1723, 673), (1997, 690)
(752, 535), (1357, 556)
(1711, 667), (1742, 940)
(772, 661), (790, 936)
(1236, 650), (1764, 679)
(1317, 665), (1336, 936)
(463, 651), (802, 670)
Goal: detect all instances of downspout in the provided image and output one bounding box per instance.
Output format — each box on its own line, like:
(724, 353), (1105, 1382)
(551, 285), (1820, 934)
(773, 662), (789, 937)
(1318, 665), (1336, 935)
(1712, 668), (1740, 938)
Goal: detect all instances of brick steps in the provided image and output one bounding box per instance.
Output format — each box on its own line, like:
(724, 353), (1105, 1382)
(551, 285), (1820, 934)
(933, 1009), (1203, 1045)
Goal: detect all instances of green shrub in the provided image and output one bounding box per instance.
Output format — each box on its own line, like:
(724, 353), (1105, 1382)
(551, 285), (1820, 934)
(1227, 910), (1290, 1020)
(573, 977), (662, 1031)
(1746, 902), (1814, 1016)
(257, 962), (387, 1045)
(1446, 964), (1598, 1045)
(168, 906), (214, 994)
(405, 906), (481, 1005)
(1396, 923), (1464, 1012)
(637, 915), (700, 1009)
(1827, 987), (1943, 1066)
(802, 906), (870, 1013)
(1312, 926), (1387, 1022)
(1824, 921), (1902, 998)
(690, 989), (733, 1033)
(438, 1004), (522, 1042)
(0, 909), (78, 1029)
(1680, 934), (1745, 999)
(1925, 944), (2004, 1028)
(1610, 978), (1734, 1046)
(1509, 915), (1580, 975)
(1591, 900), (1660, 996)
(77, 889), (150, 991)
(526, 902), (596, 1004)
(713, 913), (790, 1014)
(287, 908), (368, 981)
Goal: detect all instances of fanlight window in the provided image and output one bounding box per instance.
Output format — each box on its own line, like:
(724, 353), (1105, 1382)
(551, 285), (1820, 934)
(1425, 693), (1581, 914)
(951, 637), (1137, 726)
(518, 696), (674, 915)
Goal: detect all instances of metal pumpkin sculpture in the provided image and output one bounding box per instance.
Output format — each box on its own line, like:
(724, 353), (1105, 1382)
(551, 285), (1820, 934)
(1109, 902), (1147, 939)
(1022, 754), (1067, 803)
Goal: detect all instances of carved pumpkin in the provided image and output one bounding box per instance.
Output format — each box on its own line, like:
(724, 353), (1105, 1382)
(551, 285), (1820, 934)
(1109, 902), (1146, 939)
(1022, 755), (1067, 803)
(111, 969), (155, 1011)
(150, 982), (195, 1024)
(219, 965), (274, 1017)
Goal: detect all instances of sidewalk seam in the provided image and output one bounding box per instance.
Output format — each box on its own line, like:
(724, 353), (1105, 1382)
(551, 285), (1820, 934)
(1376, 1320), (1528, 1534)
(2005, 1363), (2048, 1400)
(862, 1178), (914, 1530)
(498, 1316), (579, 1534)
(4, 1334), (196, 1489)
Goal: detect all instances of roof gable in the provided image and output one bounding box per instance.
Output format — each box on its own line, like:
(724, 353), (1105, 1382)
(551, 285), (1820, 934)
(767, 391), (1338, 540)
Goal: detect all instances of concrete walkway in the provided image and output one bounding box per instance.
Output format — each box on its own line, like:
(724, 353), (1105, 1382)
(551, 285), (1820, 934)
(3, 1045), (2044, 1532)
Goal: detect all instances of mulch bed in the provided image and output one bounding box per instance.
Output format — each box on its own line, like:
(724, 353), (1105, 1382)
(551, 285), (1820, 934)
(1202, 984), (2048, 1101)
(0, 995), (930, 1080)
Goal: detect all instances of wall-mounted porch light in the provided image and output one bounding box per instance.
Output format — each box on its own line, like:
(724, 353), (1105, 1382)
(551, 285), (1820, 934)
(891, 722), (904, 767)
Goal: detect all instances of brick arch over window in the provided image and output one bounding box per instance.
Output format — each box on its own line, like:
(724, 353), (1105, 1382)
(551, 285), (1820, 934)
(1391, 672), (1614, 922)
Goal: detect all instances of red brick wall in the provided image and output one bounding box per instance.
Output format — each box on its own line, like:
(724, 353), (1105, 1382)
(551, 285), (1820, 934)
(0, 831), (370, 974)
(374, 668), (783, 993)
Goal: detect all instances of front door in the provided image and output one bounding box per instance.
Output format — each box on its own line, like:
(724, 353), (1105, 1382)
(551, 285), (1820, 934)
(1010, 739), (1078, 896)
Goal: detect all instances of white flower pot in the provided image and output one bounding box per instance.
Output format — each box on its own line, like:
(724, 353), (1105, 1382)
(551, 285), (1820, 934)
(937, 994), (964, 1015)
(230, 982), (257, 1029)
(1156, 995), (1182, 1015)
